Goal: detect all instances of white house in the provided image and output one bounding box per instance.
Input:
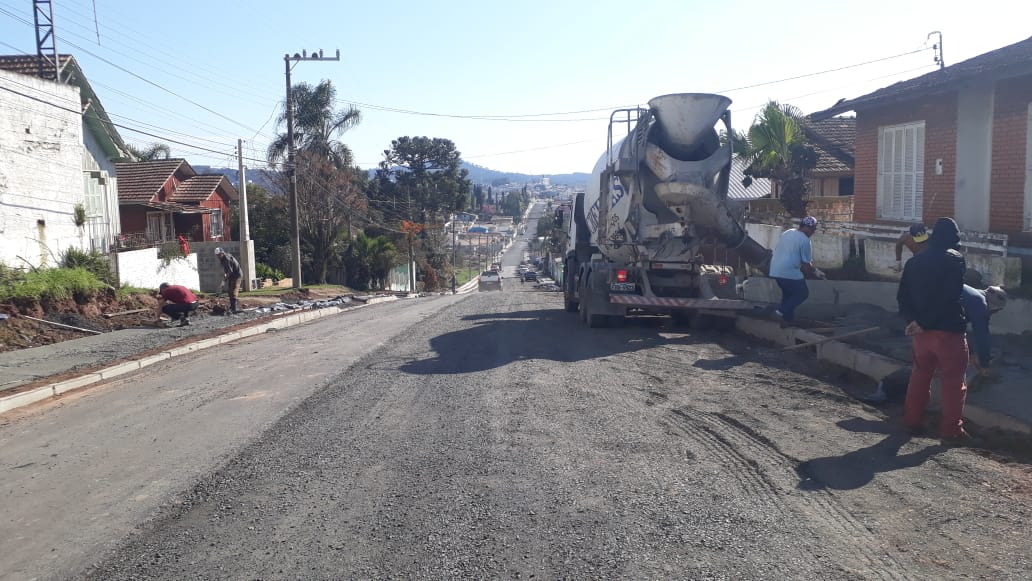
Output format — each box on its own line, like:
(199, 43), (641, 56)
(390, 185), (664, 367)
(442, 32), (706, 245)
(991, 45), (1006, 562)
(0, 54), (129, 268)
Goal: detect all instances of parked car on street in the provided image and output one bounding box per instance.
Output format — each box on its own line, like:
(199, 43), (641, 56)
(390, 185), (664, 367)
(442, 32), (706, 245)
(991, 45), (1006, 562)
(522, 271), (538, 282)
(478, 271), (502, 291)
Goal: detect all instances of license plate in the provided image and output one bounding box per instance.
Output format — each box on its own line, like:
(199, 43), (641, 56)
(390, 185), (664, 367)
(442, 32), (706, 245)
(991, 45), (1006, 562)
(610, 282), (635, 292)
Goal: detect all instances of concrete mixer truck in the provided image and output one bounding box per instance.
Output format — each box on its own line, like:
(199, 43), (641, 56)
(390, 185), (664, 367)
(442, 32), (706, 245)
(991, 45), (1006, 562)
(563, 93), (773, 328)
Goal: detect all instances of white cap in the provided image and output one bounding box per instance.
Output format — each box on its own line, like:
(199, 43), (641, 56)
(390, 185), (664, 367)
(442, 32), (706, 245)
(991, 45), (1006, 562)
(214, 247), (224, 255)
(985, 286), (1008, 311)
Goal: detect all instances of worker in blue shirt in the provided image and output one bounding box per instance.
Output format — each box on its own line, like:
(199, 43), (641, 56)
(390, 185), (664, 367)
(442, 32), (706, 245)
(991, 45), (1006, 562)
(768, 216), (826, 326)
(961, 284), (1008, 376)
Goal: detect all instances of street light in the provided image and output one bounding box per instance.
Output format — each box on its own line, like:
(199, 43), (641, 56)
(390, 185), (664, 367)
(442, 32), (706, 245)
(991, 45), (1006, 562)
(283, 48), (340, 289)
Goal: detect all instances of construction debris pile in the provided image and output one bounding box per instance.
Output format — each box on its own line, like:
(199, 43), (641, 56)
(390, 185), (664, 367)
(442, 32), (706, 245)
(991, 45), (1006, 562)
(253, 296), (353, 314)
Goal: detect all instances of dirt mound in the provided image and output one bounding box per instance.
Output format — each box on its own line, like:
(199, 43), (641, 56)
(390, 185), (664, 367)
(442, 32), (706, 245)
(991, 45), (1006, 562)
(0, 285), (356, 353)
(0, 290), (161, 352)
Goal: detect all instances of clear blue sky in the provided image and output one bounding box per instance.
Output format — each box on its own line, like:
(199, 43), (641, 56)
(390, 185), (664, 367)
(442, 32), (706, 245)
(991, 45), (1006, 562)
(1, 0), (1029, 177)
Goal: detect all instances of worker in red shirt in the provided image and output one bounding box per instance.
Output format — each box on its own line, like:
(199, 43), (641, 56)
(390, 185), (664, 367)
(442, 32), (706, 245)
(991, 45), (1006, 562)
(157, 282), (199, 327)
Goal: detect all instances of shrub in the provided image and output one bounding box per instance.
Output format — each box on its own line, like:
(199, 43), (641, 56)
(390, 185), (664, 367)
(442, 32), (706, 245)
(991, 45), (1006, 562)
(256, 263), (285, 282)
(61, 248), (115, 286)
(0, 267), (105, 303)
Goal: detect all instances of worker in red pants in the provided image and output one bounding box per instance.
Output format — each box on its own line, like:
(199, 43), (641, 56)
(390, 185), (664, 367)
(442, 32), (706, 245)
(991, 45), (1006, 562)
(897, 217), (972, 446)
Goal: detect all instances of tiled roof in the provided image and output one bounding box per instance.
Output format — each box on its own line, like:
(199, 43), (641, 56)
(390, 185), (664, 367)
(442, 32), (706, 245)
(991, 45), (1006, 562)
(0, 54), (73, 78)
(171, 174), (237, 203)
(812, 35), (1032, 119)
(801, 117), (855, 175)
(115, 159), (191, 203)
(728, 158), (772, 201)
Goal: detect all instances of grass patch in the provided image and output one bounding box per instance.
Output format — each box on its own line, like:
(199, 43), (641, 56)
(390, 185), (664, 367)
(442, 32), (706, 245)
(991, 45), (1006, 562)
(0, 267), (106, 303)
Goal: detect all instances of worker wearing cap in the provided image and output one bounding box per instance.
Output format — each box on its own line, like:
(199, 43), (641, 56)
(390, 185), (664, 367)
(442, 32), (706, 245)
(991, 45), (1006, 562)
(898, 217), (971, 445)
(157, 282), (198, 327)
(215, 247), (243, 314)
(768, 216), (826, 327)
(893, 223), (928, 271)
(961, 284), (1008, 376)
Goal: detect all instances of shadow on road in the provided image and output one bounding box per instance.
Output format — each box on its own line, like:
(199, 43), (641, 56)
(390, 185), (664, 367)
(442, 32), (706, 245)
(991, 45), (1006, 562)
(400, 309), (711, 375)
(795, 417), (944, 491)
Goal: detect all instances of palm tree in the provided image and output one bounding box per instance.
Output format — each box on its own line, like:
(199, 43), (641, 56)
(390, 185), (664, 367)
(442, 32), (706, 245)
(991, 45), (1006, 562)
(732, 101), (817, 217)
(267, 80), (361, 169)
(126, 142), (171, 161)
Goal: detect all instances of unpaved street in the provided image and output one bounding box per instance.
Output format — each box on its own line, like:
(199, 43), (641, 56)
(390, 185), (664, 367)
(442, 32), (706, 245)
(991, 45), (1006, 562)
(68, 280), (1032, 579)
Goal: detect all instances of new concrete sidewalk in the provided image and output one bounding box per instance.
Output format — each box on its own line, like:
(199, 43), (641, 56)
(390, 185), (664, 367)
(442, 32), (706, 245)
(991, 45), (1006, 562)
(735, 315), (1032, 437)
(0, 296), (400, 415)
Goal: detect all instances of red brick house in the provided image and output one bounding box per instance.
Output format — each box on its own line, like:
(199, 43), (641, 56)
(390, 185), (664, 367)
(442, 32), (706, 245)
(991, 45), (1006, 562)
(115, 159), (237, 246)
(811, 35), (1032, 245)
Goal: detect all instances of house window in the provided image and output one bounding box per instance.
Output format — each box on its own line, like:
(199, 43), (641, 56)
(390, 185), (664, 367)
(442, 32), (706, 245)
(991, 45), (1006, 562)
(209, 208), (224, 239)
(82, 172), (105, 217)
(839, 177), (854, 196)
(1025, 103), (1032, 231)
(877, 121), (925, 221)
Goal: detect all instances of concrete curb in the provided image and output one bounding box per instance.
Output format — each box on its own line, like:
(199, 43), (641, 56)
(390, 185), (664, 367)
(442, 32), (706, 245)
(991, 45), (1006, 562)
(0, 299), (393, 416)
(735, 316), (1031, 436)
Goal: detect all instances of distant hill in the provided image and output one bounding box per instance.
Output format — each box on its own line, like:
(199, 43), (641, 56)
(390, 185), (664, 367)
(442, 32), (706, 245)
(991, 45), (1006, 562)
(193, 161), (589, 191)
(460, 162), (589, 187)
(192, 165), (281, 193)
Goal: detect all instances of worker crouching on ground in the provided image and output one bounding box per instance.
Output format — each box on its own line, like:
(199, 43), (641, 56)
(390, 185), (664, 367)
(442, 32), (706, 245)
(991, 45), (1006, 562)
(157, 282), (199, 327)
(215, 247), (243, 314)
(769, 216), (826, 327)
(897, 217), (973, 446)
(962, 284), (1008, 377)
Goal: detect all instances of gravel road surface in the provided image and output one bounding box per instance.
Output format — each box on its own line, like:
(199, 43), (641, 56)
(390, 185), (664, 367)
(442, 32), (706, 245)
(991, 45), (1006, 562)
(77, 282), (1032, 579)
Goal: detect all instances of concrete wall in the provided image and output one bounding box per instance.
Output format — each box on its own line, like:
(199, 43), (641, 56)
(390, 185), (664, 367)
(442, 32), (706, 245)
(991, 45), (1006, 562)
(745, 223), (850, 268)
(863, 238), (1021, 287)
(114, 247), (200, 290)
(191, 241), (247, 293)
(742, 277), (1032, 334)
(0, 69), (86, 268)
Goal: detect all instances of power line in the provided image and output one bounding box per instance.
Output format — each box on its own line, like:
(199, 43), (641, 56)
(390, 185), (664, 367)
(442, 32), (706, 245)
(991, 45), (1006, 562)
(714, 47), (931, 94)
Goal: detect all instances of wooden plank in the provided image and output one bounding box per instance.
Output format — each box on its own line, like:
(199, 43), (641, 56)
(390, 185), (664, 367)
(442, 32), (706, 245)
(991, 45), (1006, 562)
(781, 326), (880, 351)
(19, 314), (103, 335)
(102, 308), (150, 319)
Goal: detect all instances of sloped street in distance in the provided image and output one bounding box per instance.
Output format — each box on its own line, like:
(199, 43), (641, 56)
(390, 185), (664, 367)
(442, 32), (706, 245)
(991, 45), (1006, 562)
(80, 278), (1032, 579)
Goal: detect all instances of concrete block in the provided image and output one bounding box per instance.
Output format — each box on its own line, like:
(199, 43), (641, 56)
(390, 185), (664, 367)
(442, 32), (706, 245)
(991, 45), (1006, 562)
(218, 332), (242, 344)
(0, 386), (54, 414)
(52, 373), (103, 395)
(166, 344), (199, 357)
(191, 338), (222, 351)
(99, 360), (141, 380)
(136, 353), (171, 368)
(238, 326), (263, 338)
(864, 239), (903, 279)
(811, 234), (850, 269)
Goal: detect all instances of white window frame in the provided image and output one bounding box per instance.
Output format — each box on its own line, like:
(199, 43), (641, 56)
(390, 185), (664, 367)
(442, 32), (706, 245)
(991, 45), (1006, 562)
(209, 208), (224, 239)
(877, 121), (925, 221)
(1024, 103), (1032, 231)
(82, 171), (106, 218)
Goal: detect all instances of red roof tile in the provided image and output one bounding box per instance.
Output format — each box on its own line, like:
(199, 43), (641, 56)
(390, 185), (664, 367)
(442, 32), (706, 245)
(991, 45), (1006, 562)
(171, 175), (235, 203)
(115, 160), (191, 204)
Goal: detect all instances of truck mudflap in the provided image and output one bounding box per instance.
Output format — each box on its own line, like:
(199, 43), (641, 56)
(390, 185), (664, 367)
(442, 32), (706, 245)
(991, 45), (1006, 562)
(609, 295), (754, 310)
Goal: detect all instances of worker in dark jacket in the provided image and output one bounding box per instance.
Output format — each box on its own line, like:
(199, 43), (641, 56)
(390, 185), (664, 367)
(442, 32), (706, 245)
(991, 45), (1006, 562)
(215, 247), (243, 313)
(961, 284), (1008, 376)
(897, 217), (971, 445)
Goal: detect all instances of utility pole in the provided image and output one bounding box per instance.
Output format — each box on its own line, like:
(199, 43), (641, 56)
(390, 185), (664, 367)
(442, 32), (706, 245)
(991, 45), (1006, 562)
(237, 139), (253, 291)
(283, 48), (340, 289)
(928, 31), (945, 70)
